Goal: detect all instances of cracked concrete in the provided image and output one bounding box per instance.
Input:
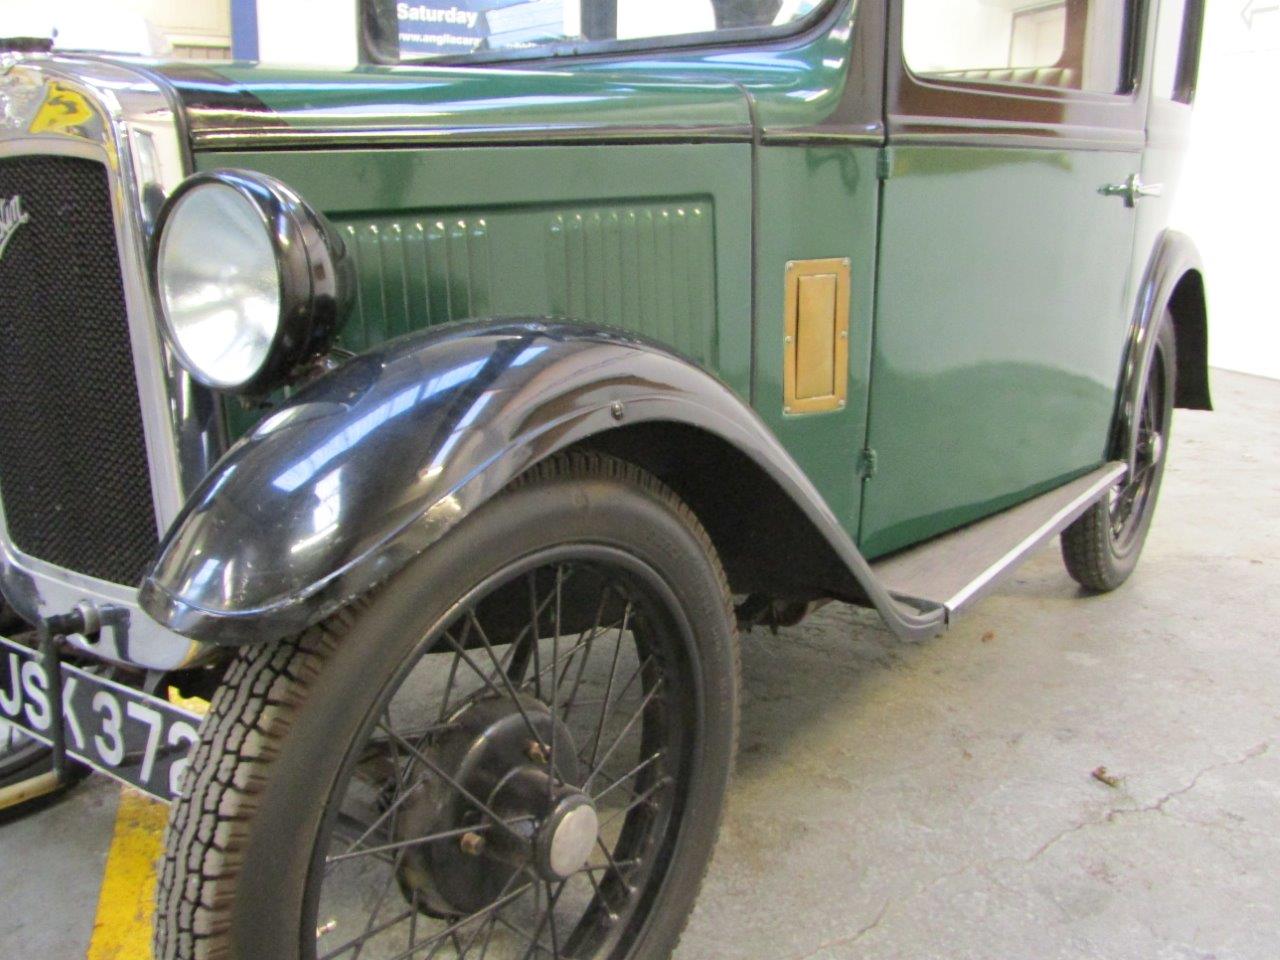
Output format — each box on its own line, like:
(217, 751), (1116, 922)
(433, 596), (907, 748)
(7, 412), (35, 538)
(0, 371), (1275, 959)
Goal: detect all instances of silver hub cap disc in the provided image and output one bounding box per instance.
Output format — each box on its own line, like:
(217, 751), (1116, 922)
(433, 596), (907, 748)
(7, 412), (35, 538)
(548, 802), (599, 880)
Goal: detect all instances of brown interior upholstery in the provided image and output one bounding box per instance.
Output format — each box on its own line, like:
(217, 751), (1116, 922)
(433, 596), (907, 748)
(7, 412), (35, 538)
(930, 66), (1080, 89)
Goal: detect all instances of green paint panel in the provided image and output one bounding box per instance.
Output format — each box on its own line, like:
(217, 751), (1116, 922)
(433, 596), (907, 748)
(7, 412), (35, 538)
(168, 63), (750, 139)
(546, 203), (716, 364)
(203, 143), (874, 535)
(860, 145), (1138, 558)
(340, 217), (494, 350)
(751, 145), (881, 538)
(198, 144), (749, 418)
(329, 200), (719, 367)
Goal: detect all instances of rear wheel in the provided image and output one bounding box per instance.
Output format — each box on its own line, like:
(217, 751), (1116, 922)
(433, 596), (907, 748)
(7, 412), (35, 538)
(156, 452), (739, 960)
(1061, 314), (1176, 591)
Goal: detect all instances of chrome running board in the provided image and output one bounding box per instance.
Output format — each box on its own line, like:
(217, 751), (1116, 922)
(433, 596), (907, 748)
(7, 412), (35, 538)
(870, 462), (1126, 621)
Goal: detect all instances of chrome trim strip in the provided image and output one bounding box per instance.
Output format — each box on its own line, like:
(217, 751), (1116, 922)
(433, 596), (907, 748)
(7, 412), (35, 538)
(192, 123), (892, 152)
(944, 463), (1127, 614)
(760, 128), (884, 146)
(189, 122), (757, 150)
(0, 56), (216, 670)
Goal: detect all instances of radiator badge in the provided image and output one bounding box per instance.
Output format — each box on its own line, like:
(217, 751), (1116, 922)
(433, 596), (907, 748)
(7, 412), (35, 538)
(0, 196), (29, 263)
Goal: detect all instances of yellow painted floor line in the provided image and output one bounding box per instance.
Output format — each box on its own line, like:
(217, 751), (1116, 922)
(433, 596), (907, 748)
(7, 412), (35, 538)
(87, 786), (167, 960)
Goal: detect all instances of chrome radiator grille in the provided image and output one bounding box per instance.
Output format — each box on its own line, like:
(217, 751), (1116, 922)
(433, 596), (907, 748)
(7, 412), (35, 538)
(0, 154), (159, 585)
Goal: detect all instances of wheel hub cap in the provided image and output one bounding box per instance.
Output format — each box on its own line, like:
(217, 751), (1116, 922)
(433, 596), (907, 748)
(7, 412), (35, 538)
(541, 794), (599, 881)
(393, 694), (597, 916)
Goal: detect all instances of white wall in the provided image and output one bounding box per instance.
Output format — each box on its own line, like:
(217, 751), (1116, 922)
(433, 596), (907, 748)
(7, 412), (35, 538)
(130, 0), (230, 49)
(256, 0), (359, 66)
(1172, 1), (1280, 380)
(6, 0), (229, 55)
(903, 0), (1015, 73)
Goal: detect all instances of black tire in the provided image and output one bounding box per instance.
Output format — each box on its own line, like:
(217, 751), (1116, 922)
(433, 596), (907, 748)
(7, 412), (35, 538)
(1061, 314), (1176, 591)
(156, 452), (739, 960)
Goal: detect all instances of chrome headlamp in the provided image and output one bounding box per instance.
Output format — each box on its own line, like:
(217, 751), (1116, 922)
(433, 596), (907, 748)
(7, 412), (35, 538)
(152, 170), (352, 394)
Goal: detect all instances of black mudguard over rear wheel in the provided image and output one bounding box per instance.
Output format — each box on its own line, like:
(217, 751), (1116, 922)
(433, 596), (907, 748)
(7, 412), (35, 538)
(155, 452), (740, 960)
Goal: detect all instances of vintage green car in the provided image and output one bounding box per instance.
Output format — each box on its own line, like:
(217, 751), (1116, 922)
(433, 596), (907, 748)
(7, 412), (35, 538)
(0, 0), (1209, 956)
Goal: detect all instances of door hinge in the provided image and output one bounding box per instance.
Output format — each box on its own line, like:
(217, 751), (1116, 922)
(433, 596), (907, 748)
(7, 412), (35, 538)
(857, 447), (878, 479)
(876, 149), (893, 181)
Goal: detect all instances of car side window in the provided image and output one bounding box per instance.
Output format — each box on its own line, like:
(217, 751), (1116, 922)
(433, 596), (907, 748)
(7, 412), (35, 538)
(902, 0), (1135, 95)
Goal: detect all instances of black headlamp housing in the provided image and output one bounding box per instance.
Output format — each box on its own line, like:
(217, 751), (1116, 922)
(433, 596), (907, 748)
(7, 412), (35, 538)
(151, 169), (354, 396)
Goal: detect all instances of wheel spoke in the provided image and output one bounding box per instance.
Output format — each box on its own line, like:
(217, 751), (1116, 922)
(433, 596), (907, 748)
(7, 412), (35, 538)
(376, 723), (528, 845)
(585, 679), (663, 792)
(560, 588), (612, 721)
(447, 868), (532, 960)
(548, 565), (564, 800)
(546, 881), (562, 959)
(465, 610), (548, 749)
(326, 818), (534, 866)
(587, 601), (631, 771)
(319, 908), (418, 960)
(597, 775), (674, 833)
(436, 647), (464, 724)
(329, 781), (426, 866)
(527, 574), (545, 700)
(518, 614), (615, 701)
(379, 875), (537, 960)
(516, 881), (564, 960)
(320, 847), (415, 959)
(591, 836), (636, 910)
(407, 895), (419, 955)
(476, 912), (500, 960)
(592, 750), (664, 804)
(570, 857), (642, 879)
(493, 913), (556, 958)
(436, 618), (507, 706)
(499, 570), (574, 688)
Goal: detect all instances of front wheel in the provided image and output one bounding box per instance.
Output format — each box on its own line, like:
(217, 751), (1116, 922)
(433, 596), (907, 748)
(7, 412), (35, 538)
(156, 452), (739, 960)
(1061, 313), (1176, 591)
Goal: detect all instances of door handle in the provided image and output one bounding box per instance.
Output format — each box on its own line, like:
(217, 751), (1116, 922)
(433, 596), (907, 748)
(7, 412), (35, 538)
(1100, 173), (1164, 208)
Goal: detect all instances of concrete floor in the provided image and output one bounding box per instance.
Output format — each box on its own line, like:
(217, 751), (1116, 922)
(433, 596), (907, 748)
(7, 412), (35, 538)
(1, 369), (1276, 958)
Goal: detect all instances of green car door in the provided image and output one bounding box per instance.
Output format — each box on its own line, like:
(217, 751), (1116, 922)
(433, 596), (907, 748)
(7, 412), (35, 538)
(859, 0), (1150, 558)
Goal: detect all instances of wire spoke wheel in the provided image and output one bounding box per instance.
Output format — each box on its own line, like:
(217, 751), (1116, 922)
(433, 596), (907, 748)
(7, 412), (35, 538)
(1062, 313), (1177, 592)
(1108, 346), (1168, 551)
(311, 552), (691, 960)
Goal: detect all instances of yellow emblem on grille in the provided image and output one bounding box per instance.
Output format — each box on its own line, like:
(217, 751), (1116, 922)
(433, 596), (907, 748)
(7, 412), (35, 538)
(29, 82), (95, 136)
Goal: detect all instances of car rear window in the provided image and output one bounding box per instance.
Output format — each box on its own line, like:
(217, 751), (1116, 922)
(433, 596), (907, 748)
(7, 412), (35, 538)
(903, 0), (1137, 95)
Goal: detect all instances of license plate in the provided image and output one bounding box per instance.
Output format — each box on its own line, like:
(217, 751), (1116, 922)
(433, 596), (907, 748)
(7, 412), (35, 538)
(0, 634), (203, 801)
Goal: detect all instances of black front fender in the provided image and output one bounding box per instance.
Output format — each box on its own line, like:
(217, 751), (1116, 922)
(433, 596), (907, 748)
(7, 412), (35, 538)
(141, 320), (944, 645)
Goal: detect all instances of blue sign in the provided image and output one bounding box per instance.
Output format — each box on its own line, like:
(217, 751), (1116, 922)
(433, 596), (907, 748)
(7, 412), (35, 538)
(396, 0), (563, 57)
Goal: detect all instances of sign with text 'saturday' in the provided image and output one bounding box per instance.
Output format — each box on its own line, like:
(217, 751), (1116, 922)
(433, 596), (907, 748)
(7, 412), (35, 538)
(397, 1), (564, 56)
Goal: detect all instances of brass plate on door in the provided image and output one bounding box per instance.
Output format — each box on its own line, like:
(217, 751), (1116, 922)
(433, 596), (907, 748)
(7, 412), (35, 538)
(783, 258), (850, 415)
